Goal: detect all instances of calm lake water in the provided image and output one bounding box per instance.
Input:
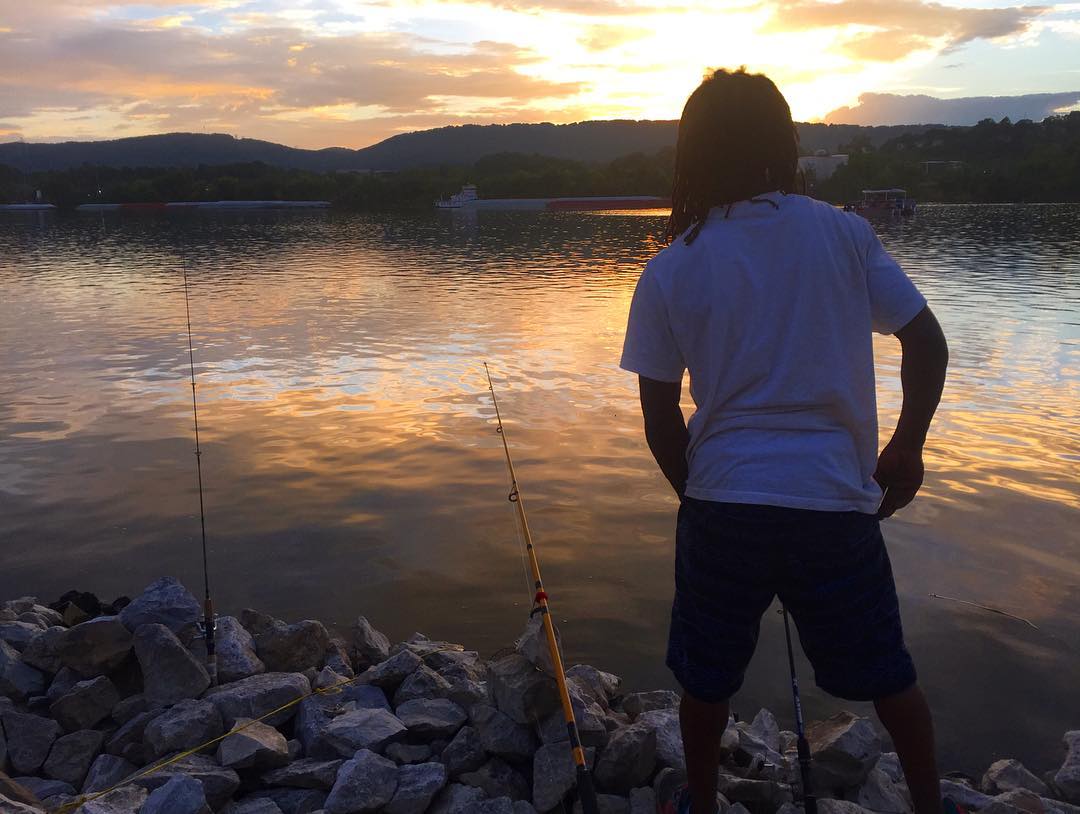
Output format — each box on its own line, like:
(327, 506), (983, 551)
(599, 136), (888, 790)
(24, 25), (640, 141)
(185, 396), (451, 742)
(1, 204), (1077, 776)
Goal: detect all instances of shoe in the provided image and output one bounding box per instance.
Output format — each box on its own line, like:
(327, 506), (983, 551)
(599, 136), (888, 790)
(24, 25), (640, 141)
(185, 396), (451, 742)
(655, 768), (690, 814)
(943, 798), (969, 814)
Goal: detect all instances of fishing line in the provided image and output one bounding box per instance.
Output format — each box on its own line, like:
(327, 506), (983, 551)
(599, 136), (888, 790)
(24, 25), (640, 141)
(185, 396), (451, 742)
(181, 260), (217, 685)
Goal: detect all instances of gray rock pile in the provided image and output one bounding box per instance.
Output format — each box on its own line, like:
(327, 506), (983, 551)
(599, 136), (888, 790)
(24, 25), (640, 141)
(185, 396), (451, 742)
(1, 578), (1077, 814)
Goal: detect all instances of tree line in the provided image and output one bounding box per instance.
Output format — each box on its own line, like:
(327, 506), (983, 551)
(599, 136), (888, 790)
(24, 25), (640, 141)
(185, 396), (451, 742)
(2, 113), (1077, 208)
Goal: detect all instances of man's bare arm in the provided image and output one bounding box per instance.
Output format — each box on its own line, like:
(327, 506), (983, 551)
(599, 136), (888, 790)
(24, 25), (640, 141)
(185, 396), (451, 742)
(639, 375), (690, 499)
(876, 305), (949, 518)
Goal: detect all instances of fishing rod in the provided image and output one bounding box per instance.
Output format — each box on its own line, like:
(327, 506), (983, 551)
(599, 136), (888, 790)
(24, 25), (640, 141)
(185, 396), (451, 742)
(782, 607), (817, 814)
(182, 262), (217, 686)
(484, 363), (599, 814)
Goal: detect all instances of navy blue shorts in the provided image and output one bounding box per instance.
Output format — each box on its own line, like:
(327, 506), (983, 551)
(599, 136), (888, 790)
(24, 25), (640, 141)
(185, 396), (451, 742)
(667, 497), (917, 703)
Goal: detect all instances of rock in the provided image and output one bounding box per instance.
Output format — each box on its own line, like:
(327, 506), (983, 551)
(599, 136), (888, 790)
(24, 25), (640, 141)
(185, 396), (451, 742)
(429, 784), (485, 814)
(460, 758), (529, 803)
(875, 754), (904, 785)
(512, 801), (537, 814)
(1056, 732), (1080, 804)
(629, 787), (656, 814)
(1, 710), (62, 775)
(13, 777), (74, 801)
(216, 618), (266, 684)
(806, 713), (882, 790)
(0, 623), (42, 653)
(205, 673), (310, 729)
(470, 705), (536, 763)
(217, 719), (290, 770)
(514, 616), (559, 676)
(244, 790), (325, 814)
(254, 621), (330, 674)
(50, 676), (120, 732)
(980, 789), (1047, 814)
(43, 730), (105, 787)
(132, 754), (240, 810)
(0, 774), (41, 808)
(572, 795), (630, 814)
(47, 668), (82, 703)
(111, 694), (149, 726)
(141, 775), (212, 814)
(360, 651), (422, 693)
(393, 666), (454, 707)
(428, 650), (487, 683)
(238, 610), (276, 637)
(143, 699), (223, 760)
(385, 762), (448, 814)
(817, 800), (877, 814)
(565, 666), (620, 709)
(106, 710), (159, 763)
(223, 799), (284, 814)
(595, 723), (656, 794)
(351, 618), (391, 668)
(0, 641), (45, 701)
(462, 800), (514, 814)
(532, 742), (596, 812)
(748, 709), (782, 754)
(941, 779), (993, 810)
(441, 727), (487, 778)
(119, 578), (200, 633)
(77, 784), (148, 814)
(21, 627), (67, 675)
(134, 624), (210, 706)
(621, 691), (679, 721)
(57, 618), (133, 678)
(323, 639), (354, 679)
(488, 655), (559, 726)
(637, 709), (684, 771)
(539, 696), (608, 750)
(717, 774), (793, 811)
(855, 768), (911, 814)
(386, 743), (433, 765)
(324, 749), (399, 814)
(983, 761), (1050, 797)
(262, 760), (344, 790)
(322, 708), (407, 757)
(0, 793), (43, 814)
(83, 755), (138, 794)
(397, 699), (467, 740)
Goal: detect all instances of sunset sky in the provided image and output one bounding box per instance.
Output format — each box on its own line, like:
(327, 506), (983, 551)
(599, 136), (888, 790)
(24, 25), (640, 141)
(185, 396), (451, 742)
(1, 0), (1078, 148)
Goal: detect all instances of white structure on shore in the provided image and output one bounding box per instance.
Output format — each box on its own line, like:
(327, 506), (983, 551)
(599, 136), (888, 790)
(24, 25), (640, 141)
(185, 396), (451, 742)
(799, 152), (849, 180)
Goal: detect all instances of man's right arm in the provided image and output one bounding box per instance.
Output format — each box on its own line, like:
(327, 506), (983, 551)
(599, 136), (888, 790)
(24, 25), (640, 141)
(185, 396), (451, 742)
(876, 305), (949, 518)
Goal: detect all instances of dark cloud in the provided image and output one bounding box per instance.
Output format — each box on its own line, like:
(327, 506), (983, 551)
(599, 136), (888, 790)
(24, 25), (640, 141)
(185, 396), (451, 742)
(765, 0), (1047, 60)
(825, 91), (1080, 125)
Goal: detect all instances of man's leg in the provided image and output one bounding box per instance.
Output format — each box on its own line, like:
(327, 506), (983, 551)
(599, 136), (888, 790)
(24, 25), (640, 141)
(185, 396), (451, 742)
(874, 684), (941, 814)
(680, 693), (730, 814)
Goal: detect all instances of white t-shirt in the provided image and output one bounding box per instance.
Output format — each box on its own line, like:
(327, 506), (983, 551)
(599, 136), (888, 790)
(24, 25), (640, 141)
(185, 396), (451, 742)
(620, 192), (926, 513)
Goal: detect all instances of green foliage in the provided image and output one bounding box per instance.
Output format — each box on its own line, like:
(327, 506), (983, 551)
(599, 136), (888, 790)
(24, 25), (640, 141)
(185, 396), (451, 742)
(812, 112), (1080, 204)
(3, 114), (1076, 208)
(0, 150), (678, 210)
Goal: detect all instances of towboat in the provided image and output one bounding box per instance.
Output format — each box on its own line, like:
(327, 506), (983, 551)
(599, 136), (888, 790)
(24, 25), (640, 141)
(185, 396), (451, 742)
(844, 188), (916, 217)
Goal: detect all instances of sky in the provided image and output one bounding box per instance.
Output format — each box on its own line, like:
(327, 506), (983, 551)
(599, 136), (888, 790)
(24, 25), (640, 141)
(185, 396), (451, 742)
(0, 0), (1078, 149)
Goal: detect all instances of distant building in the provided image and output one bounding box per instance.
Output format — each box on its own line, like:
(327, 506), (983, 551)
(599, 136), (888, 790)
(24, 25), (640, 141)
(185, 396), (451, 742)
(798, 152), (849, 181)
(920, 160), (965, 175)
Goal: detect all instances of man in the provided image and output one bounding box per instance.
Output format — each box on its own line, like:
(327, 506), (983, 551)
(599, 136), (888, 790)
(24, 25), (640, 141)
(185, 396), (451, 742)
(619, 68), (949, 814)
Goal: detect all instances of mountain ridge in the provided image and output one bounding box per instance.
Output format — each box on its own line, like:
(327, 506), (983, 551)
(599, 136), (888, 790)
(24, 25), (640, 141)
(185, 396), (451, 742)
(0, 120), (943, 173)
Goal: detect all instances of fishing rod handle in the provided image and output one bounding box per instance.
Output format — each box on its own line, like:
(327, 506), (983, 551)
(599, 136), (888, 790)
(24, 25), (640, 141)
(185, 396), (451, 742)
(576, 765), (599, 814)
(803, 795), (818, 814)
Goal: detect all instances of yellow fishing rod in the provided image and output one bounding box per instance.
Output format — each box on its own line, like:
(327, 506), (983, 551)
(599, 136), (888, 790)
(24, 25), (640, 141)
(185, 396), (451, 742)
(484, 363), (599, 814)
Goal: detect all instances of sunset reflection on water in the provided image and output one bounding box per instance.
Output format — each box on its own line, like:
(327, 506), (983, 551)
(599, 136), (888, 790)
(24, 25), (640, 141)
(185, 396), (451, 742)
(0, 204), (1077, 774)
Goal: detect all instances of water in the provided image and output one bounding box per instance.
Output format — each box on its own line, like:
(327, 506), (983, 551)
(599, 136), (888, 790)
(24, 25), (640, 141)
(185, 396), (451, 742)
(1, 205), (1077, 776)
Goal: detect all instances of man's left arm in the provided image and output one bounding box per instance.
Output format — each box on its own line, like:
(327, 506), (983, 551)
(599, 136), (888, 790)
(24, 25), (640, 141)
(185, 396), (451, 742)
(639, 375), (689, 499)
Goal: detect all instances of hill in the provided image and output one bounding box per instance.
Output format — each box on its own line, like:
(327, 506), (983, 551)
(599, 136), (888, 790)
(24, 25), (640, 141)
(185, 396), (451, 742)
(0, 121), (939, 173)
